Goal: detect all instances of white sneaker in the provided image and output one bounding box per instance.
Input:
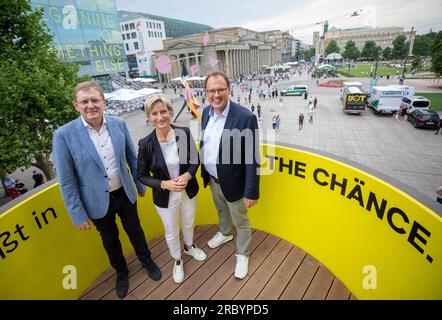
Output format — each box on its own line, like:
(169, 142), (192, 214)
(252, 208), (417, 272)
(173, 259), (184, 283)
(207, 231), (234, 249)
(184, 245), (207, 261)
(234, 254), (249, 279)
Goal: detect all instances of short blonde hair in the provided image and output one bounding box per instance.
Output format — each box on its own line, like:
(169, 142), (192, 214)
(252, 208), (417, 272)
(74, 80), (105, 100)
(144, 93), (174, 117)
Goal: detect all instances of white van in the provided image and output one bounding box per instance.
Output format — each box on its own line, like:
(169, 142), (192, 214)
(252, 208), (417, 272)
(368, 86), (403, 114)
(401, 96), (431, 114)
(388, 85), (415, 98)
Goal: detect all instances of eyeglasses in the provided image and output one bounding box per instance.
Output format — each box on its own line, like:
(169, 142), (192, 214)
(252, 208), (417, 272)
(77, 99), (103, 106)
(207, 88), (228, 95)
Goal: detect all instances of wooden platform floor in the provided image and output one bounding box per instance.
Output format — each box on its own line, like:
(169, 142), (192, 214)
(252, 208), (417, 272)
(80, 224), (356, 300)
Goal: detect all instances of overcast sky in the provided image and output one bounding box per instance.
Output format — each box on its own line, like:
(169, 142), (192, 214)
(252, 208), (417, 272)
(115, 0), (442, 44)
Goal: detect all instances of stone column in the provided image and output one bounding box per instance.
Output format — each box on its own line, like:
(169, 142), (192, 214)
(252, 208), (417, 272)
(240, 49), (244, 76)
(225, 50), (229, 77)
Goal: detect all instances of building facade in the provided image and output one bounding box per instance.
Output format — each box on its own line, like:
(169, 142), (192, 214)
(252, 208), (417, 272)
(315, 26), (416, 64)
(120, 18), (166, 77)
(31, 0), (128, 92)
(153, 27), (280, 82)
(118, 11), (213, 38)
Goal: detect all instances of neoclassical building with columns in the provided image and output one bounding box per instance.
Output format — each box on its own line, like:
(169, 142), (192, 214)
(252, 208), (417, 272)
(153, 27), (281, 82)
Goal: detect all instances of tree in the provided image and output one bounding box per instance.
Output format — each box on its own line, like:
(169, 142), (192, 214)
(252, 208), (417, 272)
(412, 32), (437, 57)
(411, 55), (422, 72)
(297, 48), (315, 61)
(0, 0), (87, 180)
(342, 41), (360, 60)
(430, 31), (442, 78)
(392, 35), (408, 59)
(325, 40), (340, 56)
(361, 41), (377, 59)
(382, 47), (392, 60)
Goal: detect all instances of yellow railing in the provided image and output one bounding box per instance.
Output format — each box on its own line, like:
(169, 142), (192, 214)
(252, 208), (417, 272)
(0, 144), (441, 299)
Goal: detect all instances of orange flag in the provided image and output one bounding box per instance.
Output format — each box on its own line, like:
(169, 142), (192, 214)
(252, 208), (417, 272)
(182, 79), (202, 121)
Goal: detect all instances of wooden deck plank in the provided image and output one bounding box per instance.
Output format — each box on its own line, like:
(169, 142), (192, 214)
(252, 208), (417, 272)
(256, 245), (306, 300)
(166, 238), (237, 300)
(211, 234), (280, 300)
(167, 231), (263, 300)
(143, 226), (220, 300)
(81, 225), (210, 300)
(302, 265), (335, 300)
(123, 225), (216, 300)
(79, 225), (355, 300)
(326, 277), (351, 300)
(279, 254), (319, 300)
(101, 225), (212, 300)
(188, 230), (267, 300)
(234, 240), (293, 300)
(79, 234), (165, 298)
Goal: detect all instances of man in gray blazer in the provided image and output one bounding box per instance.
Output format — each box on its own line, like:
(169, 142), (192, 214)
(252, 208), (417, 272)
(52, 81), (161, 298)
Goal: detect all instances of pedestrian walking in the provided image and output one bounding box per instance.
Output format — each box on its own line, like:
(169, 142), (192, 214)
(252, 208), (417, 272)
(272, 115), (277, 130)
(308, 106), (314, 124)
(435, 118), (442, 135)
(299, 113), (304, 130)
(313, 97), (318, 110)
(257, 103), (262, 119)
(275, 114), (281, 130)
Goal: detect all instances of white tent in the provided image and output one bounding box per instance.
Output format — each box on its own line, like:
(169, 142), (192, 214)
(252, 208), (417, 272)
(136, 88), (162, 96)
(108, 92), (144, 101)
(110, 88), (137, 95)
(140, 78), (158, 83)
(186, 76), (206, 81)
(171, 77), (182, 82)
(104, 92), (117, 100)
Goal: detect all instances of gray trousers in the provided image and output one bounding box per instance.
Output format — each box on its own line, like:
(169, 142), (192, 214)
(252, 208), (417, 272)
(209, 178), (251, 256)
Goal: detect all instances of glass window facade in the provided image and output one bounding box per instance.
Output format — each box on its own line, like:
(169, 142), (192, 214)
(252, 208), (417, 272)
(31, 0), (128, 92)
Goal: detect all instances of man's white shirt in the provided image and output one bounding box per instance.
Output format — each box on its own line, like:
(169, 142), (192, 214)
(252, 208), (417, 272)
(81, 116), (122, 192)
(202, 101), (231, 179)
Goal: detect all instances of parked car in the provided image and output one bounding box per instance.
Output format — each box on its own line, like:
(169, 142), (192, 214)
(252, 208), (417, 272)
(280, 85), (308, 96)
(407, 110), (440, 129)
(319, 79), (345, 87)
(401, 96), (431, 114)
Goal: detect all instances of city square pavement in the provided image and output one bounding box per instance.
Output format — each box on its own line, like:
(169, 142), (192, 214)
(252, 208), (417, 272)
(122, 73), (442, 204)
(1, 74), (441, 208)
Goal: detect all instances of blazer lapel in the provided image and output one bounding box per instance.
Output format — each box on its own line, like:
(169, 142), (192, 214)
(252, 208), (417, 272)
(75, 117), (106, 172)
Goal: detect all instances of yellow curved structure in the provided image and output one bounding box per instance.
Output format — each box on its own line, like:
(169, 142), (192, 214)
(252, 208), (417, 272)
(0, 144), (440, 299)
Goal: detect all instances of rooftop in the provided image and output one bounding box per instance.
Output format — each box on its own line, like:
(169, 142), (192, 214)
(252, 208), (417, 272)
(118, 10), (213, 38)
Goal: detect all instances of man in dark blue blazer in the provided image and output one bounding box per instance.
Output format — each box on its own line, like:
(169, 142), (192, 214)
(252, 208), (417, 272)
(200, 72), (260, 279)
(52, 81), (161, 298)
